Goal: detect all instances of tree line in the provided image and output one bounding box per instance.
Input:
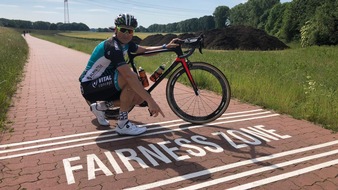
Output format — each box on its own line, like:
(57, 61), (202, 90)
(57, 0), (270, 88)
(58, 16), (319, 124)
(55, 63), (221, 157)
(0, 18), (89, 31)
(1, 0), (336, 46)
(140, 0), (337, 46)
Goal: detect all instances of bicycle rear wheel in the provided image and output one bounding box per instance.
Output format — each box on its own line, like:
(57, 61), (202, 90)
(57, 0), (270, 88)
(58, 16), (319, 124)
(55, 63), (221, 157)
(166, 62), (230, 124)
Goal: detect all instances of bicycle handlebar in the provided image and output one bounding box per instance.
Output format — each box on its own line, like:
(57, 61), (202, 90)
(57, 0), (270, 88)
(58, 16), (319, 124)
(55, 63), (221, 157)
(129, 34), (204, 60)
(175, 34), (204, 58)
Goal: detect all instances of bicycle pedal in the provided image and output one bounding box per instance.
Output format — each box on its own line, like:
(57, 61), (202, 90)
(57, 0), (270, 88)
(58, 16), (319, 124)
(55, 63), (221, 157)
(105, 109), (119, 119)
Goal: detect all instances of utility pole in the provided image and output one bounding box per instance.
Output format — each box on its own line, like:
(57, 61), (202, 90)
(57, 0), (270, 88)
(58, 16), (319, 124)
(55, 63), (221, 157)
(64, 0), (70, 23)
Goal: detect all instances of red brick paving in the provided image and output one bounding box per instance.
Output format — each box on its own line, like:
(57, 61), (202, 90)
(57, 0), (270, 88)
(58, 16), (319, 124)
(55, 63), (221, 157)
(0, 34), (337, 190)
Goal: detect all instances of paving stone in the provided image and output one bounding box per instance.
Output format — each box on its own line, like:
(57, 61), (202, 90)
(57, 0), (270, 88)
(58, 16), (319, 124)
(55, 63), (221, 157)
(0, 34), (337, 190)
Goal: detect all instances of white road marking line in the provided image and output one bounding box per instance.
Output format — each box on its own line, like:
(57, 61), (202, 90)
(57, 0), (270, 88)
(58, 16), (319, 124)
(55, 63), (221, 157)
(217, 111), (272, 121)
(0, 129), (111, 149)
(222, 109), (264, 115)
(0, 111), (272, 153)
(179, 150), (338, 190)
(0, 109), (264, 148)
(125, 140), (338, 190)
(0, 114), (279, 160)
(227, 159), (338, 190)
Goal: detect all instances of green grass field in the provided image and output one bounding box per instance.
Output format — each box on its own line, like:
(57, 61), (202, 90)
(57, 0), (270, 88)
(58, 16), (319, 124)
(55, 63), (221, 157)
(0, 27), (28, 130)
(135, 46), (338, 132)
(1, 28), (337, 132)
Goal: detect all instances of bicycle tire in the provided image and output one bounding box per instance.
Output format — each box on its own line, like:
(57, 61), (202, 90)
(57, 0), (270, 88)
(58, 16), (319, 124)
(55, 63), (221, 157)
(166, 62), (231, 124)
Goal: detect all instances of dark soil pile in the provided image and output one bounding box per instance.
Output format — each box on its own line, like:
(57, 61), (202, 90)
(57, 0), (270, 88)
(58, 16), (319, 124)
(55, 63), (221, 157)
(139, 25), (288, 50)
(132, 36), (142, 44)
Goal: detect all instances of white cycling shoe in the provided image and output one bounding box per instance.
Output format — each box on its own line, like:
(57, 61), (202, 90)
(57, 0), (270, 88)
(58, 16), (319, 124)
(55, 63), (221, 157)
(115, 121), (147, 136)
(90, 103), (110, 126)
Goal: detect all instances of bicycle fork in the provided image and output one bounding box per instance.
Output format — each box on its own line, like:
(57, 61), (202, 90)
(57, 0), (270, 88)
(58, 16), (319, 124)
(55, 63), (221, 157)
(177, 58), (200, 96)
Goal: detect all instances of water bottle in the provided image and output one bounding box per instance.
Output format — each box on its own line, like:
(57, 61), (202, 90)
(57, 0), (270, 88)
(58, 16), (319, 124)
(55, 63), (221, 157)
(138, 67), (149, 87)
(150, 65), (165, 82)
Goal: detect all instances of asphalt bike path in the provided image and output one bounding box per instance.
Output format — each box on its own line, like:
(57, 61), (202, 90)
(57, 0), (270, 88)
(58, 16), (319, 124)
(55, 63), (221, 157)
(0, 34), (337, 190)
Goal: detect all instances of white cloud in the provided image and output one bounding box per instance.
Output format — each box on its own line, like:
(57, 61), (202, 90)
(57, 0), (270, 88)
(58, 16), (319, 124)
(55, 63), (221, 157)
(35, 0), (61, 2)
(33, 11), (58, 14)
(86, 9), (109, 13)
(0, 4), (19, 8)
(33, 5), (45, 8)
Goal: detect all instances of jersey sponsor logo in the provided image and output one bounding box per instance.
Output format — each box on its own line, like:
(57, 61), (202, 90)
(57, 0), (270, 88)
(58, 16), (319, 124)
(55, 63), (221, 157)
(98, 75), (112, 83)
(92, 80), (98, 88)
(87, 64), (104, 80)
(92, 75), (113, 89)
(114, 41), (120, 50)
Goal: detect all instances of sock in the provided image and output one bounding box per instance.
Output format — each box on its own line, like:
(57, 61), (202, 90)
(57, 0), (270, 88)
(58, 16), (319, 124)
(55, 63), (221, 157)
(118, 111), (128, 128)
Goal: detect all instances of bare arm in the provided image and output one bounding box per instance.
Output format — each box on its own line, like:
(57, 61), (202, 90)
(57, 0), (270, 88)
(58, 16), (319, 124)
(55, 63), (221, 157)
(136, 38), (180, 54)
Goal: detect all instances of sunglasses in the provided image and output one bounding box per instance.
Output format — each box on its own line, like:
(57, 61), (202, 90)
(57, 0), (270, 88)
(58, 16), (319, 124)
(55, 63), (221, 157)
(117, 26), (134, 34)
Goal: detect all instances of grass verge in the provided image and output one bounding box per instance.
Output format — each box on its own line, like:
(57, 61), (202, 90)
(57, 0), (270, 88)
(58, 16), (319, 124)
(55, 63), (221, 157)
(0, 27), (28, 131)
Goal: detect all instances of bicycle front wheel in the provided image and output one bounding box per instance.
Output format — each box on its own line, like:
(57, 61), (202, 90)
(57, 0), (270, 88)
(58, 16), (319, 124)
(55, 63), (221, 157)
(166, 62), (231, 124)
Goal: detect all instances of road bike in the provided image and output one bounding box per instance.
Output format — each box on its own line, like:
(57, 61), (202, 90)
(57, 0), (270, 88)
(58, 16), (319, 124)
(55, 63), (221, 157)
(105, 35), (231, 124)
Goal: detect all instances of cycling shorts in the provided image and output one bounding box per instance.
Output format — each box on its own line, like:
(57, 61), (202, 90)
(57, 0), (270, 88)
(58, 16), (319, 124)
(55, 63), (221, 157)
(80, 70), (121, 102)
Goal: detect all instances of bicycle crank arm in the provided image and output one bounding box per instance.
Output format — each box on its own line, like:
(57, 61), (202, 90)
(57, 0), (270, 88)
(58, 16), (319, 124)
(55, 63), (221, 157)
(139, 101), (148, 107)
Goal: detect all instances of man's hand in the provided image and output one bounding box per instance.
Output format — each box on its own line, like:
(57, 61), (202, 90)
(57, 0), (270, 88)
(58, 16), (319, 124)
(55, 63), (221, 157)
(147, 100), (165, 118)
(166, 38), (180, 49)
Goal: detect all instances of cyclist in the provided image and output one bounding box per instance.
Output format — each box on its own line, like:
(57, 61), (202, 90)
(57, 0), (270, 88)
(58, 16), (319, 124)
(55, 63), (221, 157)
(79, 13), (179, 136)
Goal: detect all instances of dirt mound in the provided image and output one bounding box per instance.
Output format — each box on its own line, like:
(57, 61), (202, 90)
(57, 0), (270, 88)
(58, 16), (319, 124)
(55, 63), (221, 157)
(132, 36), (142, 44)
(136, 33), (175, 46)
(139, 25), (288, 50)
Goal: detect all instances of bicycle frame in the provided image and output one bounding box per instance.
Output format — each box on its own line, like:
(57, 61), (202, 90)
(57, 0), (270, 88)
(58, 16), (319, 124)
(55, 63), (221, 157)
(104, 35), (230, 123)
(128, 46), (199, 95)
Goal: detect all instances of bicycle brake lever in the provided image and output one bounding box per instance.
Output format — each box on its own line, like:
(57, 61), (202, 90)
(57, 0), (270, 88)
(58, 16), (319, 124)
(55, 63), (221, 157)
(199, 35), (204, 54)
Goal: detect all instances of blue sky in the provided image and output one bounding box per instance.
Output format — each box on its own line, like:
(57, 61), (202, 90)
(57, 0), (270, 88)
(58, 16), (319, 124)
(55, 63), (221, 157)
(0, 0), (291, 28)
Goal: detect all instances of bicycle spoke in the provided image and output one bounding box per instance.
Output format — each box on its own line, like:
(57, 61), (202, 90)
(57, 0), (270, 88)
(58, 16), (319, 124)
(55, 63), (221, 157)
(166, 62), (230, 124)
(173, 84), (223, 117)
